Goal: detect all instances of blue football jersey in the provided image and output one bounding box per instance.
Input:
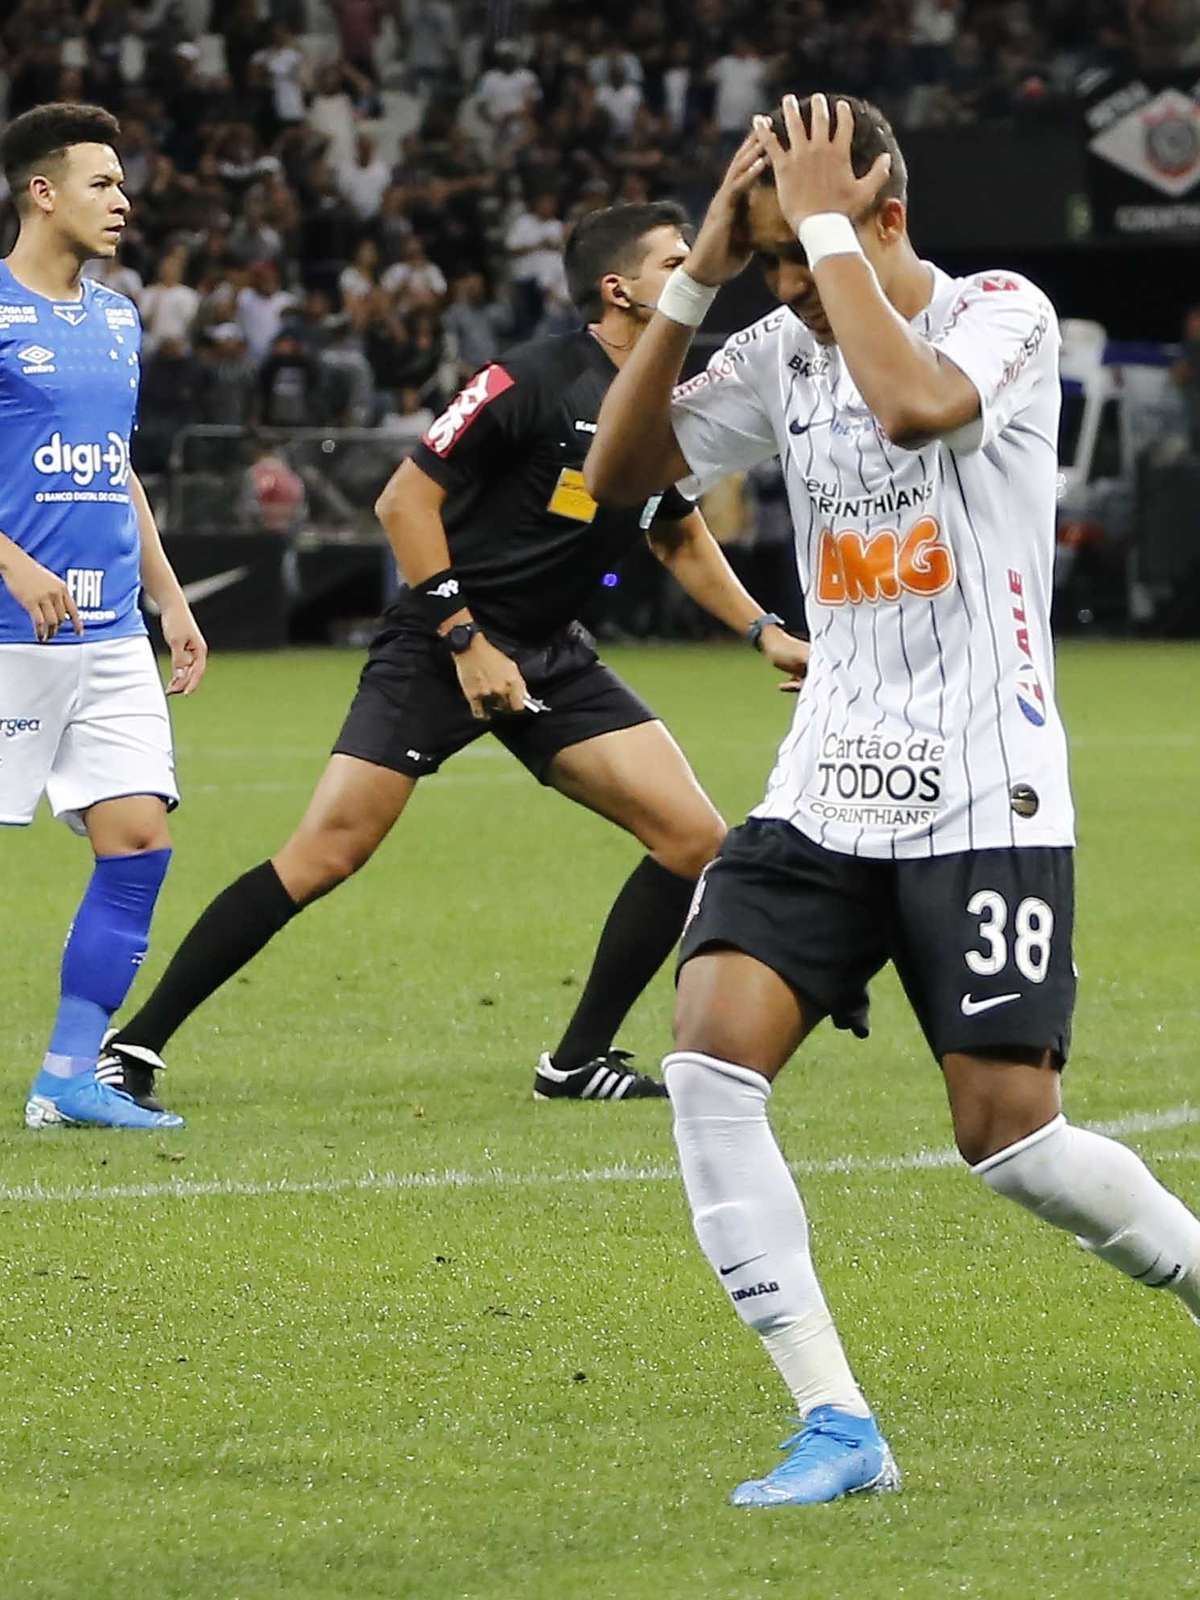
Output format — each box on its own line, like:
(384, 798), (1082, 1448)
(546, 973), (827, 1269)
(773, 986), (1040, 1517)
(0, 261), (145, 644)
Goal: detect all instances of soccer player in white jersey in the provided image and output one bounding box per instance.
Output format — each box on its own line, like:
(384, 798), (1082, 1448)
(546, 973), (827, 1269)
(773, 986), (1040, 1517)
(0, 104), (207, 1130)
(586, 93), (1200, 1506)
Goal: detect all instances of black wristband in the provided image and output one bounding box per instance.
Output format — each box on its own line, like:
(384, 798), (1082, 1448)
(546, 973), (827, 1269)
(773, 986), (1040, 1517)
(413, 568), (467, 626)
(747, 612), (785, 650)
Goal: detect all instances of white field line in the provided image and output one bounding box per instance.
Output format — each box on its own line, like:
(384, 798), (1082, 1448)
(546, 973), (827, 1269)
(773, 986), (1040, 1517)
(1, 1106), (1196, 1208)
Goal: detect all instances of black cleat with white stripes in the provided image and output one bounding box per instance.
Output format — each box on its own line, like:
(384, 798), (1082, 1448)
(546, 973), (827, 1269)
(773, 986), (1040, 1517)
(95, 1031), (171, 1113)
(533, 1049), (669, 1101)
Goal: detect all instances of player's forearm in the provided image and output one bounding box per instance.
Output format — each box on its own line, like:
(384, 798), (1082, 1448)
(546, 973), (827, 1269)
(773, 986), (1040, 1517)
(0, 529), (31, 578)
(375, 463), (472, 629)
(812, 256), (946, 442)
(653, 520), (766, 636)
(585, 315), (694, 506)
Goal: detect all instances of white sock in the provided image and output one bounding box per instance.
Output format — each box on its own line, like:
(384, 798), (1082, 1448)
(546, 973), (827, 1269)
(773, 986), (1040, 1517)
(975, 1115), (1200, 1316)
(664, 1050), (870, 1418)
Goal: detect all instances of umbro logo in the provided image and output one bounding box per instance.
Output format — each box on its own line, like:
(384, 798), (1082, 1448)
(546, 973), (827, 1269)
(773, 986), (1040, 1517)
(17, 343), (55, 371)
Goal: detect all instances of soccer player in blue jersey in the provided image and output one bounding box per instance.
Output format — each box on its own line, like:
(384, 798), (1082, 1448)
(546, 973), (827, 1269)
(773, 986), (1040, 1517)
(0, 103), (207, 1130)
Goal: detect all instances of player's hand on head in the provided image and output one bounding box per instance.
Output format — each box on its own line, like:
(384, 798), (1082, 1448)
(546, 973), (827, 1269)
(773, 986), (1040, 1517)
(758, 625), (810, 692)
(1, 550), (83, 641)
(160, 602), (208, 695)
(451, 631), (528, 720)
(684, 132), (768, 288)
(752, 94), (892, 233)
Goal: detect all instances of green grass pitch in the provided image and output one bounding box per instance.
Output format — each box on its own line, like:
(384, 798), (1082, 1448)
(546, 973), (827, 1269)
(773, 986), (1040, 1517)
(2, 638), (1198, 1600)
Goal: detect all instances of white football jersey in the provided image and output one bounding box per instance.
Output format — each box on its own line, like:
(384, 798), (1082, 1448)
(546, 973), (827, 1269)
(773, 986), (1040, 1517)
(671, 264), (1075, 860)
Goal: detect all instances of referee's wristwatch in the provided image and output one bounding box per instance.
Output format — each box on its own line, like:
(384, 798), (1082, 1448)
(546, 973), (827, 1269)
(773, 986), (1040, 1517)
(746, 612), (785, 651)
(445, 621), (482, 653)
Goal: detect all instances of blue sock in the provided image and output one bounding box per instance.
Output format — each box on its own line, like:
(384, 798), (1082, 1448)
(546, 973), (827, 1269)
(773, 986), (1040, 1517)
(40, 849), (172, 1081)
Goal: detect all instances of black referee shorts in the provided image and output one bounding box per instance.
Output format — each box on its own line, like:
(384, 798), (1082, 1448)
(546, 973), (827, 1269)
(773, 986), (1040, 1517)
(333, 617), (656, 783)
(679, 817), (1076, 1064)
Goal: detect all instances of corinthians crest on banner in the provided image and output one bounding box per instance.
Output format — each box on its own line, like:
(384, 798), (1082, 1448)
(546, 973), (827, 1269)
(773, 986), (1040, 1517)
(1084, 77), (1200, 238)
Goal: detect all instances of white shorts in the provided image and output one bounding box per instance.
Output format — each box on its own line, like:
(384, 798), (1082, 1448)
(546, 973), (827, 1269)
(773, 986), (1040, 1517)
(0, 635), (179, 836)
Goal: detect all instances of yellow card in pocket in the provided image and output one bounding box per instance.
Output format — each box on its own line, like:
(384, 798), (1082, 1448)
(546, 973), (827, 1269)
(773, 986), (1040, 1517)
(547, 467), (598, 524)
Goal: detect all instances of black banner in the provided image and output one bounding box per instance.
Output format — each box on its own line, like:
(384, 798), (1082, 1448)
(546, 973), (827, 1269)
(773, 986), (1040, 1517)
(150, 533), (289, 650)
(1084, 74), (1200, 239)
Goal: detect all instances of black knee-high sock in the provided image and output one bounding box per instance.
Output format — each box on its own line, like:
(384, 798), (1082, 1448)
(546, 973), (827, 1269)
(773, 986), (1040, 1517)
(552, 855), (698, 1071)
(116, 861), (299, 1053)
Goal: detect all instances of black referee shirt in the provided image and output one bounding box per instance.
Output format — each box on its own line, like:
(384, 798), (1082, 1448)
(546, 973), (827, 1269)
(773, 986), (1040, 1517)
(397, 329), (693, 644)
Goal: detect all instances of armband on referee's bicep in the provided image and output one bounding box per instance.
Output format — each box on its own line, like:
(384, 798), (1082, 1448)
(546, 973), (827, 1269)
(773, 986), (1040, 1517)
(413, 568), (469, 626)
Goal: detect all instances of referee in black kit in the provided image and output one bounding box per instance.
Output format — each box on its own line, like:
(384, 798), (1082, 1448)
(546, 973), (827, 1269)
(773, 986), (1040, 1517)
(100, 202), (810, 1107)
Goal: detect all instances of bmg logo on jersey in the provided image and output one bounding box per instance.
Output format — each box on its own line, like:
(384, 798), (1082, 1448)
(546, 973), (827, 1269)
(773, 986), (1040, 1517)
(33, 430), (130, 489)
(816, 515), (956, 606)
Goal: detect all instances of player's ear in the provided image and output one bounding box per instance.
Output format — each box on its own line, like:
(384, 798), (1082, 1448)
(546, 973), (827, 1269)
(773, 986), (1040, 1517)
(599, 272), (631, 311)
(874, 197), (906, 245)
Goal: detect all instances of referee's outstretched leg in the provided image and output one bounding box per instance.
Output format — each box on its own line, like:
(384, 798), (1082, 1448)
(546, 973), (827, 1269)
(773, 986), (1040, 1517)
(100, 719), (722, 1106)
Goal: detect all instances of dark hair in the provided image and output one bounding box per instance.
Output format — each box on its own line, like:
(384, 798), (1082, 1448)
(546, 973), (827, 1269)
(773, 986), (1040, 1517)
(564, 201), (691, 320)
(1, 102), (122, 211)
(758, 95), (907, 209)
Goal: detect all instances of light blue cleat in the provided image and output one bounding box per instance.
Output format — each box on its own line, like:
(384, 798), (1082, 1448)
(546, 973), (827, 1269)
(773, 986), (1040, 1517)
(24, 1070), (185, 1131)
(730, 1406), (901, 1507)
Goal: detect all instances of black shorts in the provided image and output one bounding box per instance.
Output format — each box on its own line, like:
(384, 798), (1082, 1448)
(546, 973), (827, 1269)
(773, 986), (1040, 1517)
(679, 817), (1076, 1063)
(333, 617), (656, 782)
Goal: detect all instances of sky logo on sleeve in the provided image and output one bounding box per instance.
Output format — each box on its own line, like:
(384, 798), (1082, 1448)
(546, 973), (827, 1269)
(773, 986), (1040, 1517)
(422, 364), (514, 457)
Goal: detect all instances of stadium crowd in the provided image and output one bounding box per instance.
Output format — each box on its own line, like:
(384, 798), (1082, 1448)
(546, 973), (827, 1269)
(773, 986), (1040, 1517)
(0, 0), (1196, 472)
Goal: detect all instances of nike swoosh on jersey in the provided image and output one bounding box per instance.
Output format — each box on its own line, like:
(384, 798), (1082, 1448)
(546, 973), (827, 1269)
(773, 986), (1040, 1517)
(960, 992), (1022, 1016)
(142, 566), (251, 613)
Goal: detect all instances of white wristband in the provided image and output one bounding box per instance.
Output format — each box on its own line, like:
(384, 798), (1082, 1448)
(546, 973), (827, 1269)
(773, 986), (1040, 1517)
(797, 212), (864, 269)
(655, 266), (719, 329)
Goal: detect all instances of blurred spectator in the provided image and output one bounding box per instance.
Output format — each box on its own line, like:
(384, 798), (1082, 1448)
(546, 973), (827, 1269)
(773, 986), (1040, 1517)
(506, 191), (566, 335)
(237, 437), (307, 534)
(476, 41), (541, 130)
(402, 0), (459, 94)
(134, 336), (204, 472)
(308, 60), (367, 170)
(84, 244), (144, 302)
(378, 384), (435, 446)
(259, 326), (331, 427)
(376, 183), (415, 262)
(298, 158), (359, 296)
(237, 260), (297, 363)
(710, 37), (772, 140)
(253, 22), (310, 132)
(656, 40), (702, 135)
(338, 134), (391, 223)
(139, 244), (200, 352)
(196, 324), (258, 427)
(381, 235), (447, 311)
(228, 183), (286, 267)
(118, 118), (155, 198)
(443, 272), (512, 381)
(587, 42), (644, 91)
(910, 0), (962, 83)
(595, 58), (644, 140)
(339, 237), (383, 305)
(333, 0), (382, 79)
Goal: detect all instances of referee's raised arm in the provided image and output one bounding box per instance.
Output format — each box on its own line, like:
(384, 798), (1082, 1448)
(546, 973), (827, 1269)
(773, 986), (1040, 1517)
(585, 135), (765, 507)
